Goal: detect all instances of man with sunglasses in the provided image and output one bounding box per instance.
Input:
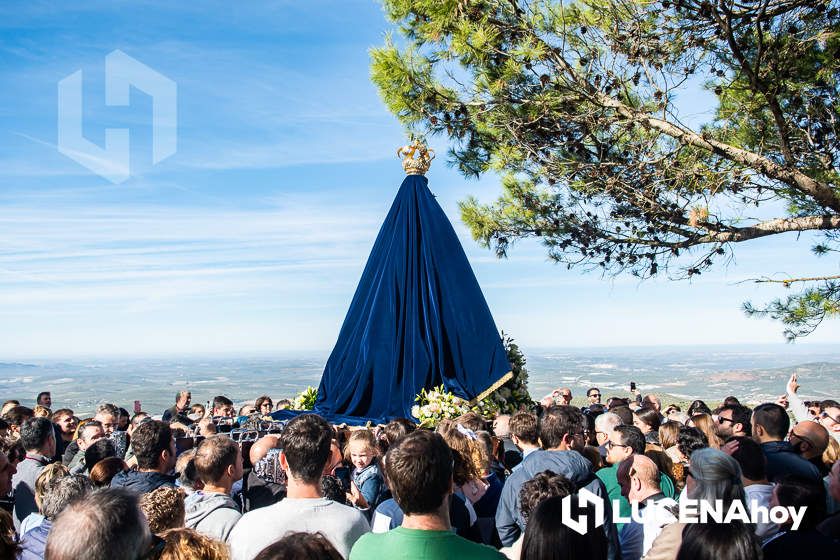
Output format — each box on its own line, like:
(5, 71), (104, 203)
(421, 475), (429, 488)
(789, 420), (830, 477)
(598, 426), (675, 533)
(714, 404), (752, 439)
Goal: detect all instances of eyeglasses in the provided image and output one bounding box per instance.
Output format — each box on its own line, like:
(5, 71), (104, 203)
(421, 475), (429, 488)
(589, 393), (601, 398)
(820, 411), (840, 424)
(605, 440), (630, 449)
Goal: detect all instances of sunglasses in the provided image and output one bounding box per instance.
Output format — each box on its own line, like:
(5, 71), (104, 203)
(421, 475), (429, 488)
(717, 416), (735, 425)
(789, 431), (815, 448)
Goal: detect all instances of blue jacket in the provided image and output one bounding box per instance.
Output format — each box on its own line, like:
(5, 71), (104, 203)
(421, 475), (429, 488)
(494, 449), (619, 559)
(110, 469), (177, 494)
(19, 519), (51, 560)
(762, 441), (821, 483)
(353, 459), (386, 509)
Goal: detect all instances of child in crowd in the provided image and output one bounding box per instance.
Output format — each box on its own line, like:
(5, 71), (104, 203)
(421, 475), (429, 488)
(344, 430), (386, 510)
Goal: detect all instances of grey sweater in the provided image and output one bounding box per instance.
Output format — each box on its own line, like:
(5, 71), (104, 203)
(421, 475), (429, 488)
(184, 491), (242, 542)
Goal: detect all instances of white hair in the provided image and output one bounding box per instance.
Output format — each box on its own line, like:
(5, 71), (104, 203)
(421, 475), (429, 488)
(595, 412), (622, 433)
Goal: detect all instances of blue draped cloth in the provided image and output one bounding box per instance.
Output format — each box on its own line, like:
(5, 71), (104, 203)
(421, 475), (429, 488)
(306, 174), (511, 425)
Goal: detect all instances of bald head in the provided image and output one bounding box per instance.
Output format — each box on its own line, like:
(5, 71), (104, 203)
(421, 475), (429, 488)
(249, 434), (281, 465)
(642, 394), (661, 411)
(792, 421), (829, 460)
(630, 455), (660, 488)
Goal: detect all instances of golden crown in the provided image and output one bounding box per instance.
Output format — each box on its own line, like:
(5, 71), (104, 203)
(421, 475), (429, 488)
(397, 140), (435, 175)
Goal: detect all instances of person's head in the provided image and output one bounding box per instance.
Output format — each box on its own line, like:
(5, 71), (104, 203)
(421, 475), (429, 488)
(621, 454), (662, 503)
(586, 387), (601, 405)
(593, 412), (622, 447)
(94, 403), (119, 435)
(194, 435), (243, 489)
(0, 451), (16, 496)
(724, 436), (767, 483)
(84, 438), (116, 473)
(132, 420), (176, 473)
(751, 403), (789, 443)
(34, 463), (70, 512)
(211, 396), (234, 417)
(174, 449), (202, 493)
(89, 457), (127, 487)
(158, 528), (229, 560)
(518, 470), (574, 521)
(557, 387), (573, 405)
(139, 487), (185, 535)
(609, 405), (634, 426)
(51, 409), (77, 437)
(606, 425), (644, 465)
(677, 426), (708, 461)
(45, 487), (152, 560)
(676, 521), (761, 560)
(252, 532), (343, 560)
(492, 414), (511, 438)
(633, 407), (661, 435)
(685, 448), (745, 507)
(279, 414), (332, 485)
(539, 406), (586, 451)
(384, 430), (453, 515)
(189, 404), (205, 418)
(378, 418), (417, 454)
(819, 405), (840, 435)
(687, 400), (712, 417)
(658, 420), (681, 449)
(33, 405), (51, 418)
(510, 411), (540, 449)
(41, 474), (92, 521)
(642, 394), (662, 412)
(20, 416), (55, 456)
(715, 404), (751, 439)
(2, 405), (33, 436)
(37, 392), (51, 408)
(77, 420), (105, 451)
(521, 495), (608, 560)
(343, 430), (379, 471)
(254, 395), (273, 416)
(439, 424), (487, 486)
(770, 475), (827, 530)
(788, 420), (829, 460)
(116, 408), (130, 431)
(174, 391), (191, 411)
(689, 413), (721, 449)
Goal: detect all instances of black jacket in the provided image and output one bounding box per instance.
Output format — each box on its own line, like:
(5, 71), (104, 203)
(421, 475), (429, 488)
(110, 469), (176, 494)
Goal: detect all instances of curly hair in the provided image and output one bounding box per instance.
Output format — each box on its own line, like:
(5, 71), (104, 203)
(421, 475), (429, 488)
(439, 424), (487, 485)
(519, 470), (575, 520)
(139, 487), (185, 535)
(159, 528), (230, 560)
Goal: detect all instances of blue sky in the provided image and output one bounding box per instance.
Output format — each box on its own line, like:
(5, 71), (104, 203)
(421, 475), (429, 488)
(0, 0), (837, 358)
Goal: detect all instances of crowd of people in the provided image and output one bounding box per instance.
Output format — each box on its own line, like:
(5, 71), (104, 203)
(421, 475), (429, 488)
(0, 374), (839, 560)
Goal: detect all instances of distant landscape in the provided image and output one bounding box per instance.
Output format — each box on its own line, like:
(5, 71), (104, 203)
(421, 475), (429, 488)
(2, 344), (837, 416)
